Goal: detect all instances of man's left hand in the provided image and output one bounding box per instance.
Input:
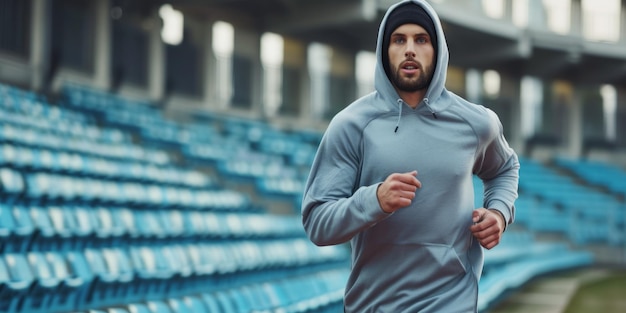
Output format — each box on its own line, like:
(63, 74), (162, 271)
(470, 208), (505, 250)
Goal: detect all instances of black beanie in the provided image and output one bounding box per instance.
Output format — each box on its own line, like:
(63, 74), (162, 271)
(382, 3), (438, 78)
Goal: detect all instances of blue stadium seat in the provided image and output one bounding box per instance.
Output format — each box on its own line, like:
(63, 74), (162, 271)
(157, 245), (193, 298)
(73, 206), (99, 245)
(213, 291), (238, 313)
(0, 167), (25, 201)
(156, 209), (185, 239)
(242, 284), (273, 311)
(63, 250), (95, 309)
(259, 281), (288, 309)
(202, 212), (228, 238)
(198, 293), (223, 312)
(109, 207), (136, 241)
(525, 202), (571, 234)
(48, 206), (82, 250)
(227, 288), (255, 313)
(19, 252), (62, 313)
(41, 251), (90, 313)
(144, 185), (165, 209)
(90, 207), (126, 246)
(10, 204), (35, 252)
(25, 172), (56, 203)
(0, 208), (11, 240)
(84, 248), (135, 308)
(179, 296), (209, 313)
(554, 157), (626, 197)
(146, 300), (173, 313)
(509, 194), (537, 227)
(128, 246), (173, 298)
(0, 255), (24, 312)
(1, 253), (35, 313)
(28, 205), (59, 251)
(182, 244), (216, 279)
(99, 181), (126, 206)
(133, 210), (165, 240)
(126, 303), (152, 313)
(0, 203), (24, 253)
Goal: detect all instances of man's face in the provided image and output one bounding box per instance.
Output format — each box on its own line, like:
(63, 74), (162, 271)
(388, 24), (435, 92)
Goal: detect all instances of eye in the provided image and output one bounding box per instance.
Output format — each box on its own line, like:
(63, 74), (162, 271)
(392, 36), (406, 44)
(416, 36), (429, 44)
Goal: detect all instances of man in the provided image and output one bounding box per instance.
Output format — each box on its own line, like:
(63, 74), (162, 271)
(301, 0), (520, 312)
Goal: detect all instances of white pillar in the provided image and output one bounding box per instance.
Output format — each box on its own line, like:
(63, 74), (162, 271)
(570, 0), (583, 37)
(202, 19), (218, 109)
(617, 86), (626, 148)
(93, 0), (111, 90)
(148, 13), (165, 101)
(621, 0), (626, 43)
(29, 0), (50, 92)
(567, 88), (584, 158)
(527, 0), (548, 31)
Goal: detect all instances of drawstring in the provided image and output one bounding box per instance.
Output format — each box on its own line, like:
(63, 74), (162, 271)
(394, 97), (437, 133)
(424, 98), (438, 119)
(394, 99), (402, 133)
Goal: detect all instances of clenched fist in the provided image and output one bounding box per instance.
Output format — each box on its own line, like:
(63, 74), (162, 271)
(376, 171), (422, 213)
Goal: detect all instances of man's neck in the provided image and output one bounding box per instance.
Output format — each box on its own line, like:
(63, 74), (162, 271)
(397, 89), (426, 109)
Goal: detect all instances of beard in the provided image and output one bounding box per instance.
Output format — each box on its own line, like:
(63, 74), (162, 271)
(390, 60), (434, 92)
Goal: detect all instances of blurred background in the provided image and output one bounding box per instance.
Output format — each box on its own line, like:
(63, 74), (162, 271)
(0, 0), (624, 312)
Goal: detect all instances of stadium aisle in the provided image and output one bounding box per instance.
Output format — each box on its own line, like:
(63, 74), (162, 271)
(487, 268), (611, 313)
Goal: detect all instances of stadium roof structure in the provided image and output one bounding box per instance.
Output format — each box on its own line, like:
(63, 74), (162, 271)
(132, 0), (626, 85)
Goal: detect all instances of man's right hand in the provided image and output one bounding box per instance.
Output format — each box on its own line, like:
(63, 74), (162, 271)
(376, 171), (422, 213)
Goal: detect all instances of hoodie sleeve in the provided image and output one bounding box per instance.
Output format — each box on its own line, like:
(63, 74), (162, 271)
(301, 114), (391, 246)
(473, 109), (520, 227)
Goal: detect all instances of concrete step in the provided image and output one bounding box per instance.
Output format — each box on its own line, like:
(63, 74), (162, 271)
(486, 268), (611, 313)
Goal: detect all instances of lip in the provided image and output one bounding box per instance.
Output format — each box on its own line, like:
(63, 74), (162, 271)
(400, 61), (420, 74)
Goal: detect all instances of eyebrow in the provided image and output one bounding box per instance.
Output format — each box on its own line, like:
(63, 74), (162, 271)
(391, 32), (430, 38)
(391, 30), (429, 37)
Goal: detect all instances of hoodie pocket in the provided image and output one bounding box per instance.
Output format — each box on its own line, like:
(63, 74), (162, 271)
(408, 244), (467, 280)
(346, 242), (471, 311)
(356, 242), (468, 296)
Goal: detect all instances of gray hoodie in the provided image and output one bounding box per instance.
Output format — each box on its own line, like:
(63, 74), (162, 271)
(301, 0), (520, 312)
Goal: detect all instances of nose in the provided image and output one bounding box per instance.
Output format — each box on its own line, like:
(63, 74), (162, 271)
(404, 40), (416, 58)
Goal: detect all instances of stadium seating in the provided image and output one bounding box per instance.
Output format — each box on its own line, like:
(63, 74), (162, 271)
(478, 230), (593, 311)
(0, 81), (616, 312)
(515, 157), (625, 245)
(554, 157), (626, 198)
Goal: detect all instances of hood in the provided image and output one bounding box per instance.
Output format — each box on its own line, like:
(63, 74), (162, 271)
(374, 0), (450, 112)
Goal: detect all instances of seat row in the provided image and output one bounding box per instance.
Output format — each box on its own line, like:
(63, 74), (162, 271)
(0, 142), (213, 188)
(0, 109), (128, 145)
(555, 157), (626, 197)
(0, 168), (251, 211)
(0, 83), (90, 126)
(1, 123), (170, 165)
(72, 268), (347, 313)
(62, 84), (318, 182)
(514, 158), (626, 245)
(513, 195), (625, 245)
(0, 203), (306, 252)
(0, 241), (348, 313)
